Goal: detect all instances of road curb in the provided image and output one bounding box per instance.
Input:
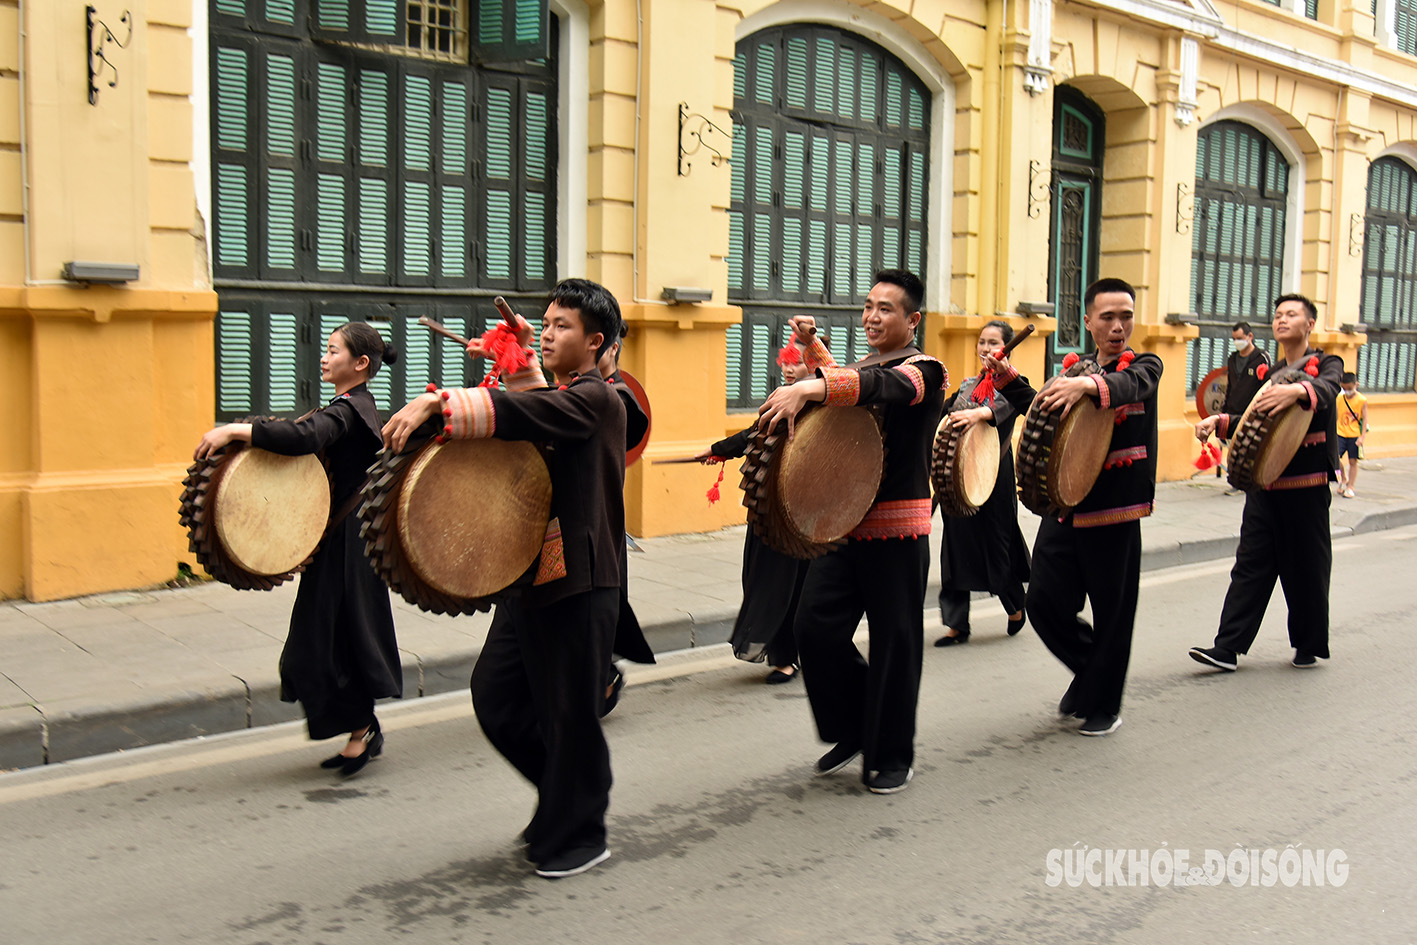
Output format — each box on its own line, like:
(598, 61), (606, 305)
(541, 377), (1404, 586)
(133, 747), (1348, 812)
(3, 508), (1414, 772)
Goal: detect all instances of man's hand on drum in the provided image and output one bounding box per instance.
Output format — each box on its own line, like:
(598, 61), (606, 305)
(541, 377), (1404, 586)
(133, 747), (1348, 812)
(1194, 415), (1221, 442)
(947, 406), (993, 431)
(194, 423), (252, 461)
(1036, 375), (1098, 418)
(691, 448), (724, 465)
(788, 315), (817, 345)
(382, 392), (441, 453)
(1252, 382), (1307, 416)
(758, 377), (826, 440)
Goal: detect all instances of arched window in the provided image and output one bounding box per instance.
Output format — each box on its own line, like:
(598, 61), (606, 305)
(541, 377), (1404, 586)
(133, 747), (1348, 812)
(1358, 156), (1417, 391)
(1186, 121), (1290, 392)
(210, 0), (558, 419)
(725, 25), (930, 409)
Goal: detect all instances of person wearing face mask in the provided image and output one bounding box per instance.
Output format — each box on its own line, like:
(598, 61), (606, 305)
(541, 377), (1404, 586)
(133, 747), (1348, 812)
(1219, 323), (1271, 494)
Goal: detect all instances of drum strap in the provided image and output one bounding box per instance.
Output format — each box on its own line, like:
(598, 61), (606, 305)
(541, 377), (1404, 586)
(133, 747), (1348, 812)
(849, 346), (921, 369)
(328, 490), (364, 530)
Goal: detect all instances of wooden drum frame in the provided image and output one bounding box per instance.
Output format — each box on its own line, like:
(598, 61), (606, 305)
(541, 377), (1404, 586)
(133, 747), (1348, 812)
(1016, 359), (1116, 518)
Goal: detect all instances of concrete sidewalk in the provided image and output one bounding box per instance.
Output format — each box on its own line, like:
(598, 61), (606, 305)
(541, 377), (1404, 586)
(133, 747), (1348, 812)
(4, 457), (1417, 771)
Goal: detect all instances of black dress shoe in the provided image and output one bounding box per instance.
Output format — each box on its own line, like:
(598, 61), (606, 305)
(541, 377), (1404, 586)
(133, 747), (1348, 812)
(340, 718), (383, 777)
(1006, 609), (1026, 636)
(934, 629), (970, 647)
(765, 665), (798, 684)
(319, 753), (347, 770)
(814, 740), (862, 776)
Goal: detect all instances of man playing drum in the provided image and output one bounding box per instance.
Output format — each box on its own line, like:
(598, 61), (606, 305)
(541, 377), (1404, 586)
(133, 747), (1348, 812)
(758, 269), (947, 794)
(384, 279), (627, 880)
(1017, 278), (1163, 737)
(1189, 294), (1343, 672)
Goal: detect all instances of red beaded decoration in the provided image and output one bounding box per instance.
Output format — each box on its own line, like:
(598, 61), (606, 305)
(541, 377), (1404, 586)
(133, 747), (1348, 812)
(1116, 350), (1135, 371)
(1062, 352), (1080, 370)
(1257, 364), (1268, 381)
(1304, 355), (1320, 377)
(425, 382), (438, 393)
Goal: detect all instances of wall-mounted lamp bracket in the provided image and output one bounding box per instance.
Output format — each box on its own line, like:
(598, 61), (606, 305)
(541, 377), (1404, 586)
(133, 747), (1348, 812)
(1027, 160), (1051, 219)
(1176, 182), (1194, 235)
(87, 6), (132, 105)
(678, 103), (733, 177)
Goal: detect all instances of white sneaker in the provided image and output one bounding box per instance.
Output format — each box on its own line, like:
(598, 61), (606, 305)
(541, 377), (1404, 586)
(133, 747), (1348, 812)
(1344, 488), (1355, 498)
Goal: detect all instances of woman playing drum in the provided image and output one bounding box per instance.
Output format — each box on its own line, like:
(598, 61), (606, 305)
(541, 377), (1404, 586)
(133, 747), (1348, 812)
(934, 321), (1032, 646)
(194, 323), (400, 776)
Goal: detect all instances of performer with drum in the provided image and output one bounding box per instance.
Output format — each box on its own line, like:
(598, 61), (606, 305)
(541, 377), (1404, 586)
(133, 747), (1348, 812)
(1017, 278), (1162, 737)
(758, 269), (947, 794)
(193, 323), (401, 775)
(383, 279), (626, 880)
(1189, 294), (1343, 672)
(693, 336), (811, 684)
(934, 320), (1031, 646)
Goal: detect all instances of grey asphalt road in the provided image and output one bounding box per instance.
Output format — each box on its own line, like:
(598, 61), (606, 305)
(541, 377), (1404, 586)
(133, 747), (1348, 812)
(2, 527), (1415, 945)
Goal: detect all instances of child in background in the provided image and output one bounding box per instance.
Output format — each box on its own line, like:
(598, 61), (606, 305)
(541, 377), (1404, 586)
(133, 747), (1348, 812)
(1335, 372), (1367, 498)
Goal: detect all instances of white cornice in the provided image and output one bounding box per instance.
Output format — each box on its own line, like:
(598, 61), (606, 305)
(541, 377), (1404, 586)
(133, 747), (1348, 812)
(1082, 0), (1417, 110)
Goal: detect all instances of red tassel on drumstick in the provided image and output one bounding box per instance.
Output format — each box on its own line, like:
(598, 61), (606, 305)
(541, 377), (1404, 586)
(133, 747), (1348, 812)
(970, 323), (1035, 404)
(1194, 441), (1222, 470)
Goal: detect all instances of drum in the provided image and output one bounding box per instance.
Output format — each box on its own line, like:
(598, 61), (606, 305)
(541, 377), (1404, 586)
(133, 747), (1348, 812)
(360, 437), (553, 614)
(1225, 367), (1314, 491)
(1016, 359), (1116, 518)
(179, 445), (331, 590)
(740, 405), (883, 559)
(931, 415), (999, 518)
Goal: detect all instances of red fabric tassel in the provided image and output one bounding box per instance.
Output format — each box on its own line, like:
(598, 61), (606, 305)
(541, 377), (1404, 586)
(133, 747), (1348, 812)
(1116, 351), (1135, 371)
(706, 461), (727, 504)
(1193, 442), (1222, 470)
(1062, 352), (1080, 370)
(1304, 355), (1319, 377)
(1256, 363), (1268, 381)
(476, 322), (532, 388)
(969, 369), (996, 405)
(776, 343), (803, 367)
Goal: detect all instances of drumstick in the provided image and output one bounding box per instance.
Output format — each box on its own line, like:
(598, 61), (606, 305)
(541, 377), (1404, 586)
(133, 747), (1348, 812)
(997, 323), (1035, 358)
(652, 456), (716, 464)
(493, 296), (521, 330)
(418, 316), (472, 348)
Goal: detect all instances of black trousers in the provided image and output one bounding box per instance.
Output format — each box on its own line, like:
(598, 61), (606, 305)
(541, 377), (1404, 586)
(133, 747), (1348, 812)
(793, 537), (928, 776)
(1214, 486), (1331, 658)
(470, 588), (618, 866)
(1027, 517), (1140, 718)
(938, 582), (1026, 633)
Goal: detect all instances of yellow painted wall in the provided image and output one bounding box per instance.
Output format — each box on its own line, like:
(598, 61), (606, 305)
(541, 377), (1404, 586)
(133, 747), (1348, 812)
(1, 2), (216, 600)
(11, 0), (1417, 597)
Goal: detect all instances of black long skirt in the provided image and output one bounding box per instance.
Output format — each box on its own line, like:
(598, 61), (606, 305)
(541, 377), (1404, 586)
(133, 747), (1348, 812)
(279, 514), (402, 740)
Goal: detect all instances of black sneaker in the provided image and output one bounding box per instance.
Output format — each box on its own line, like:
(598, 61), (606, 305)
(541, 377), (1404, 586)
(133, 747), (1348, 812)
(814, 741), (861, 776)
(1058, 678), (1081, 718)
(535, 846), (610, 879)
(1292, 652), (1319, 668)
(865, 767), (913, 794)
(1078, 714), (1122, 736)
(1189, 646), (1238, 671)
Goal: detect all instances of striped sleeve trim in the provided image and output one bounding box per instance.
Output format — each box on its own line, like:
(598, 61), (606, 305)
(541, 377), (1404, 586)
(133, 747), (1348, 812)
(821, 367), (861, 406)
(1217, 414), (1230, 438)
(504, 349), (547, 392)
(1092, 374), (1111, 410)
(894, 364), (926, 405)
(847, 499), (932, 540)
(1299, 380), (1317, 411)
(1301, 431), (1326, 447)
(995, 363), (1020, 386)
(802, 336), (837, 370)
(445, 387), (496, 439)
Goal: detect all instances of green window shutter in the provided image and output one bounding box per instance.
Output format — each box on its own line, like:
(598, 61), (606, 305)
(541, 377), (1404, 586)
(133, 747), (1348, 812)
(785, 38), (808, 110)
(473, 0), (549, 63)
(813, 36), (835, 115)
(836, 45), (855, 121)
(748, 321), (771, 401)
(782, 129), (805, 210)
(404, 180), (434, 278)
(754, 41), (775, 106)
(520, 83), (555, 288)
(725, 323), (743, 406)
(438, 313), (468, 388)
(212, 0), (302, 38)
(317, 312), (347, 403)
(727, 211), (744, 293)
(217, 310), (254, 415)
(752, 217), (771, 294)
(268, 311), (300, 412)
(781, 220), (802, 295)
(733, 52), (747, 101)
(354, 67), (393, 284)
(858, 52), (877, 125)
(212, 43), (256, 277)
(403, 313), (433, 402)
(262, 47), (300, 278)
(481, 79), (516, 286)
(311, 0), (404, 44)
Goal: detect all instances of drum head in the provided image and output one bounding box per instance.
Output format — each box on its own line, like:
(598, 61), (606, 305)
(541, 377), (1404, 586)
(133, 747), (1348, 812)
(214, 450), (330, 577)
(956, 421), (1000, 509)
(1229, 378), (1313, 489)
(397, 439), (552, 599)
(777, 407), (882, 544)
(1048, 399), (1114, 508)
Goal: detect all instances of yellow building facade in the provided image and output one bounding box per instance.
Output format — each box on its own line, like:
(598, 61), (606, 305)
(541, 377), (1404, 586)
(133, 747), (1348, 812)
(6, 0), (1417, 599)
